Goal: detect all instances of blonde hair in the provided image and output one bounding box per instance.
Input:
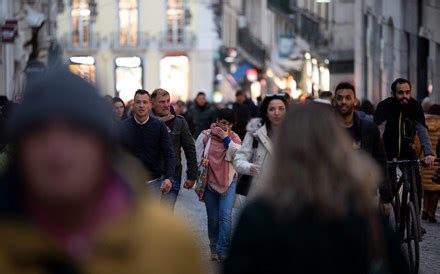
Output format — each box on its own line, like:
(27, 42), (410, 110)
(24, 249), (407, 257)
(260, 103), (379, 219)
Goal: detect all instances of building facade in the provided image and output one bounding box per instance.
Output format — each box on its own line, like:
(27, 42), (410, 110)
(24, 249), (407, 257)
(0, 0), (62, 99)
(218, 0), (355, 101)
(57, 0), (219, 102)
(355, 0), (440, 104)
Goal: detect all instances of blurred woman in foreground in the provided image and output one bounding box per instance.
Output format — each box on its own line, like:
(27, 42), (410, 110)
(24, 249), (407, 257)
(224, 102), (410, 274)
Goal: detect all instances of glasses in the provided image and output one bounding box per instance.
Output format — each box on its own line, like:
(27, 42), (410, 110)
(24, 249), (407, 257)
(266, 93), (286, 98)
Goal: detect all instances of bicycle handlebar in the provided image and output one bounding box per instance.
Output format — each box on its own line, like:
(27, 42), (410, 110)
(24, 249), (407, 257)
(386, 158), (440, 166)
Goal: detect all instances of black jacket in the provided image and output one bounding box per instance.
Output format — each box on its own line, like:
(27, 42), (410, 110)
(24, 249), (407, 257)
(352, 112), (393, 203)
(224, 200), (410, 274)
(119, 116), (176, 179)
(163, 113), (198, 181)
(374, 97), (427, 159)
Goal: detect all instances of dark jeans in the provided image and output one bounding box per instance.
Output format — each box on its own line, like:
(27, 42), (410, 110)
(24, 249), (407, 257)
(161, 176), (182, 211)
(204, 181), (237, 259)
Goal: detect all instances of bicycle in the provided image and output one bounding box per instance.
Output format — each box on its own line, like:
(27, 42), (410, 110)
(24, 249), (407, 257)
(387, 158), (424, 274)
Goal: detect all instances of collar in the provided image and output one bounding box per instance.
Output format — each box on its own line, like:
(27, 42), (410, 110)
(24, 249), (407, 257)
(134, 115), (149, 125)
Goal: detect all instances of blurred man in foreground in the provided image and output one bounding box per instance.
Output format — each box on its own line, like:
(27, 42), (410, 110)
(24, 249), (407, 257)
(0, 69), (202, 274)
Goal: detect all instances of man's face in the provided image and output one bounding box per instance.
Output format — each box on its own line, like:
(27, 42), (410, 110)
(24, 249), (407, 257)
(334, 89), (357, 116)
(133, 93), (151, 119)
(19, 122), (107, 205)
(394, 82), (411, 105)
(152, 94), (171, 117)
(196, 95), (207, 107)
(236, 94), (246, 104)
(175, 102), (185, 115)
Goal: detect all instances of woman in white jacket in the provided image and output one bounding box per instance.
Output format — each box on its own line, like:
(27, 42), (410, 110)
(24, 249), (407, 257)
(234, 94), (288, 197)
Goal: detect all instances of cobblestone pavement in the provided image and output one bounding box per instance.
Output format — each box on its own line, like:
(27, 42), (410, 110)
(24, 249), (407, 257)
(419, 212), (440, 274)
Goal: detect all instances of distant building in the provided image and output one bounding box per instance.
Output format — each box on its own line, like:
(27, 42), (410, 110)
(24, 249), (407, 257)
(57, 0), (219, 102)
(354, 0), (440, 103)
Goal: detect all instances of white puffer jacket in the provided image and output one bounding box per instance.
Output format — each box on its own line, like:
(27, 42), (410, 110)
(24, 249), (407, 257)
(233, 118), (273, 196)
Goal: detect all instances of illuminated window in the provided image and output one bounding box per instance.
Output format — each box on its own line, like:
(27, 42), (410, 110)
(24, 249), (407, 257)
(160, 56), (189, 101)
(71, 0), (91, 47)
(69, 56), (96, 84)
(115, 57), (143, 102)
(119, 0), (138, 47)
(166, 0), (185, 43)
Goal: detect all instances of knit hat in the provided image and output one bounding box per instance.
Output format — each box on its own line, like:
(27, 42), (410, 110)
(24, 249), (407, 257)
(8, 67), (114, 143)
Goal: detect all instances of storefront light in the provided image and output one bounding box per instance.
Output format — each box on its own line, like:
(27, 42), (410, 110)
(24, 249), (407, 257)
(70, 56), (95, 65)
(213, 91), (223, 103)
(305, 52), (311, 60)
(312, 58), (317, 65)
(266, 69), (274, 78)
(250, 81), (261, 102)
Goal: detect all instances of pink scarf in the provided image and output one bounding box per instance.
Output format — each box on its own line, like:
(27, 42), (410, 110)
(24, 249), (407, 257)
(204, 123), (241, 194)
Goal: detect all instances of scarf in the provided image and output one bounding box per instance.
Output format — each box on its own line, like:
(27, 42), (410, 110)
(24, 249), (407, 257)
(204, 123), (241, 194)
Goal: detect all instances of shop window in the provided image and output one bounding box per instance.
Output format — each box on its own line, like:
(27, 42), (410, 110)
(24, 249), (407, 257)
(115, 57), (143, 102)
(69, 56), (96, 84)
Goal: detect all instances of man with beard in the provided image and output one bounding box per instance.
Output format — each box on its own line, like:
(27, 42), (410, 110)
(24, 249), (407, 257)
(333, 82), (393, 214)
(151, 89), (198, 210)
(374, 78), (435, 233)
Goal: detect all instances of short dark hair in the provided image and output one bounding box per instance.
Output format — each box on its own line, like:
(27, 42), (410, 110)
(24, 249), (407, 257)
(134, 89), (150, 99)
(151, 88), (170, 101)
(196, 91), (206, 97)
(391, 78), (411, 95)
(217, 108), (236, 125)
(335, 82), (356, 97)
(235, 90), (245, 97)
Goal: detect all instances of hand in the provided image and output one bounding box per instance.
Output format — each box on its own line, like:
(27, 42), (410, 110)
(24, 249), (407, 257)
(249, 164), (261, 176)
(213, 126), (228, 139)
(183, 179), (195, 189)
(424, 155), (436, 168)
(382, 203), (393, 216)
(160, 179), (173, 193)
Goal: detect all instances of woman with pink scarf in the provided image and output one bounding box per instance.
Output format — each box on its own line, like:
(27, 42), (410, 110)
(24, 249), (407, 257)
(195, 108), (241, 262)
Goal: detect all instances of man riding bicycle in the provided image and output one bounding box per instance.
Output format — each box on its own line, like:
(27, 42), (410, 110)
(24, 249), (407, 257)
(374, 78), (435, 233)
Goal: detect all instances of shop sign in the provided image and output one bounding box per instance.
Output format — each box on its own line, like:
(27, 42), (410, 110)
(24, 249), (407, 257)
(1, 20), (18, 43)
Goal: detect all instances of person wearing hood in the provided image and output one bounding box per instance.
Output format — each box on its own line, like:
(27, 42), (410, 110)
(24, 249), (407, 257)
(188, 91), (217, 138)
(0, 69), (202, 274)
(151, 88), (198, 211)
(233, 94), (289, 197)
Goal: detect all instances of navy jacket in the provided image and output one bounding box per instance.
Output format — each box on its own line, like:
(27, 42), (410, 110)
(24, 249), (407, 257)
(119, 116), (176, 180)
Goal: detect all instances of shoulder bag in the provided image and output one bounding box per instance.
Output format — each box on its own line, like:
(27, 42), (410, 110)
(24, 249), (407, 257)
(195, 136), (211, 201)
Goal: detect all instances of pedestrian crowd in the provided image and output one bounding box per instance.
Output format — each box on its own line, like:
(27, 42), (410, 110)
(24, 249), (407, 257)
(0, 66), (438, 274)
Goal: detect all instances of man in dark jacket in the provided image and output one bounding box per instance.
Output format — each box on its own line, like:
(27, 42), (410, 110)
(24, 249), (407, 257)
(187, 91), (217, 138)
(333, 82), (393, 213)
(151, 89), (198, 210)
(119, 89), (176, 197)
(232, 90), (258, 140)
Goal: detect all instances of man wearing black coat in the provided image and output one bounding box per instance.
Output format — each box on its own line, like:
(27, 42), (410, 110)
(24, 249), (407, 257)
(232, 90), (258, 140)
(333, 82), (393, 213)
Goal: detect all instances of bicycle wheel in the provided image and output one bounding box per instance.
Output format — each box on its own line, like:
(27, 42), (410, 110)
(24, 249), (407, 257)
(405, 202), (420, 274)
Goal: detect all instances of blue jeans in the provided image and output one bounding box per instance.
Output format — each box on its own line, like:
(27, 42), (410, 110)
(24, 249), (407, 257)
(161, 176), (181, 210)
(204, 181), (237, 259)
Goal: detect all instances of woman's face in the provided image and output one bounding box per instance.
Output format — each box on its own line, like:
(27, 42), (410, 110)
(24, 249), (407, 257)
(267, 99), (286, 126)
(216, 119), (232, 132)
(113, 101), (125, 119)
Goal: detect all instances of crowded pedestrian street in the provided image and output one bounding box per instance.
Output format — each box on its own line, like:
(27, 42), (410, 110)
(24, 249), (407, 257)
(1, 0), (440, 274)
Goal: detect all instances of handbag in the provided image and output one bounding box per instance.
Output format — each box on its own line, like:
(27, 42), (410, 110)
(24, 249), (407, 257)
(236, 137), (259, 196)
(195, 136), (211, 201)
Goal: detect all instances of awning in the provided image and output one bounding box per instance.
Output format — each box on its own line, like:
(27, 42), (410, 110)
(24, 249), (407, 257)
(231, 62), (253, 83)
(278, 58), (303, 73)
